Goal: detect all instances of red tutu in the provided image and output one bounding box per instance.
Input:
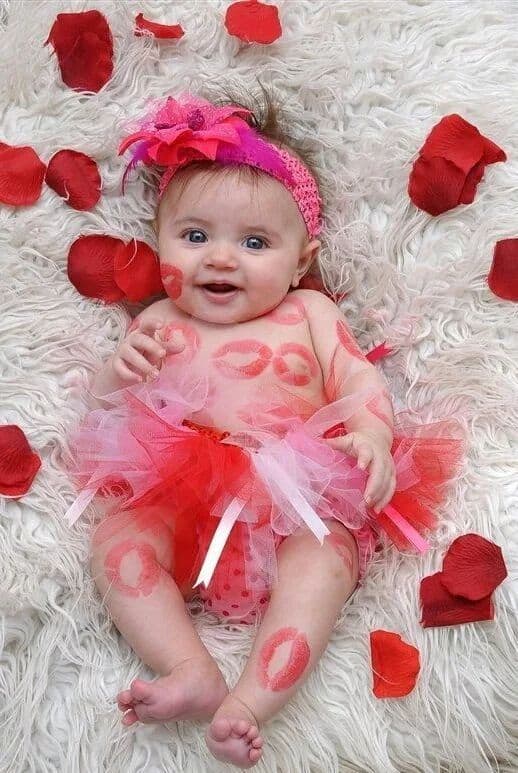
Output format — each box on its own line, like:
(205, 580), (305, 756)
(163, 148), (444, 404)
(63, 365), (466, 624)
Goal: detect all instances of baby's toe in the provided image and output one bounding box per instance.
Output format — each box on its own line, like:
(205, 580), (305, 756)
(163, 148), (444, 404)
(210, 717), (233, 742)
(251, 736), (263, 749)
(122, 709), (138, 726)
(130, 678), (152, 702)
(249, 748), (263, 763)
(246, 725), (259, 741)
(232, 718), (249, 736)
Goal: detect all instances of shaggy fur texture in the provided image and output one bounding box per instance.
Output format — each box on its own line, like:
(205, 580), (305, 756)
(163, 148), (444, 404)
(0, 1), (517, 771)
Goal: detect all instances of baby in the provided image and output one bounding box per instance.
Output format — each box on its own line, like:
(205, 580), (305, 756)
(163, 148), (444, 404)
(67, 91), (401, 768)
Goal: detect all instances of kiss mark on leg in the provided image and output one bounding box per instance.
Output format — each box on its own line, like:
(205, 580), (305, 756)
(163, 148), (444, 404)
(104, 539), (161, 597)
(268, 296), (306, 325)
(257, 627), (310, 691)
(325, 532), (355, 575)
(212, 339), (272, 379)
(272, 343), (319, 386)
(160, 264), (183, 300)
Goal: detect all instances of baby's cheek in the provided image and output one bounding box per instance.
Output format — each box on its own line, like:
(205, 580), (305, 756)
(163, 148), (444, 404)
(160, 264), (183, 300)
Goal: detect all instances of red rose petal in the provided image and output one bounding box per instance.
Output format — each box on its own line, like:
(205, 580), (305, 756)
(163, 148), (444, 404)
(46, 10), (113, 92)
(0, 143), (46, 206)
(45, 150), (101, 210)
(0, 425), (42, 497)
(420, 114), (485, 175)
(420, 572), (494, 628)
(487, 238), (518, 301)
(408, 156), (466, 215)
(370, 630), (420, 698)
(441, 533), (507, 601)
(366, 342), (393, 363)
(67, 235), (125, 302)
(114, 240), (164, 302)
(134, 13), (184, 39)
(225, 0), (282, 44)
(458, 159), (485, 205)
(482, 136), (507, 165)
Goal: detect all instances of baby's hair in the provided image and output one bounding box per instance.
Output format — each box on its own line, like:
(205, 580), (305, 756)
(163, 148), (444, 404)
(157, 79), (324, 238)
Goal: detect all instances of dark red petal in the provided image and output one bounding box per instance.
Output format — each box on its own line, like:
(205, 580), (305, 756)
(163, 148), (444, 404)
(408, 156), (466, 215)
(487, 238), (518, 301)
(45, 150), (101, 210)
(420, 572), (494, 628)
(458, 159), (485, 205)
(366, 342), (393, 363)
(114, 240), (164, 302)
(0, 143), (46, 206)
(441, 533), (508, 601)
(134, 13), (184, 39)
(67, 235), (125, 302)
(46, 11), (113, 92)
(420, 114), (485, 175)
(482, 136), (507, 165)
(225, 0), (282, 44)
(0, 425), (42, 497)
(370, 630), (420, 698)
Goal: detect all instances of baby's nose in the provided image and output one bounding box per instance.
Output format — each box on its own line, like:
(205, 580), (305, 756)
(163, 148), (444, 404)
(205, 247), (239, 268)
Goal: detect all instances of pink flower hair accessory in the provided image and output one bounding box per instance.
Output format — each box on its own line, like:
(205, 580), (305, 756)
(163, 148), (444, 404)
(118, 94), (323, 239)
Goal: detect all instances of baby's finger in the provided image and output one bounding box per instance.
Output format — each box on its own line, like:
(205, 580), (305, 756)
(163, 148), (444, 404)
(131, 332), (167, 360)
(356, 446), (373, 471)
(363, 455), (386, 504)
(121, 348), (159, 378)
(138, 318), (163, 337)
(112, 359), (142, 383)
(374, 472), (397, 513)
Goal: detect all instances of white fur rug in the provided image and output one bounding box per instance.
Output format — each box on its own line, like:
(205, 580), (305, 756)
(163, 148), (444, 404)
(1, 0), (517, 771)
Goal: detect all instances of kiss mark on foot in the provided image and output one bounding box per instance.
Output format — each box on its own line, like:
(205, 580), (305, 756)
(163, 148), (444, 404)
(104, 538), (161, 597)
(257, 627), (310, 691)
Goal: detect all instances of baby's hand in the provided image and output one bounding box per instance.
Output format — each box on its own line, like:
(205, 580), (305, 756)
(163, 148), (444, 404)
(112, 319), (170, 383)
(326, 431), (396, 513)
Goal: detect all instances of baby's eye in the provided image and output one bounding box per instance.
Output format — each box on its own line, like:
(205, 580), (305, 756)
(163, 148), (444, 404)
(245, 236), (267, 250)
(184, 229), (206, 243)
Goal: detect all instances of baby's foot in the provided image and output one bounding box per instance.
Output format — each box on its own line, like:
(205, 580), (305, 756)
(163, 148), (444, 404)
(206, 694), (264, 768)
(117, 655), (228, 726)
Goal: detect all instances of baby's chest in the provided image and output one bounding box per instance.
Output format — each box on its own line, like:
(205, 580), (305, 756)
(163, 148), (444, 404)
(160, 304), (327, 430)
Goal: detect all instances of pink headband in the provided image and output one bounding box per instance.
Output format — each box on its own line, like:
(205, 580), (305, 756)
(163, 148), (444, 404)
(118, 94), (323, 239)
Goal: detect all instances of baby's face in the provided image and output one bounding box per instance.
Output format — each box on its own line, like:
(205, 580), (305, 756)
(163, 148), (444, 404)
(156, 167), (320, 325)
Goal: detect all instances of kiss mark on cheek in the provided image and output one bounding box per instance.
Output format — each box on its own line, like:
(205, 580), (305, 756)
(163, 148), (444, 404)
(269, 296), (306, 325)
(163, 322), (200, 362)
(104, 539), (161, 597)
(336, 320), (366, 361)
(326, 532), (356, 575)
(257, 627), (311, 691)
(272, 343), (319, 386)
(212, 339), (273, 379)
(160, 264), (183, 300)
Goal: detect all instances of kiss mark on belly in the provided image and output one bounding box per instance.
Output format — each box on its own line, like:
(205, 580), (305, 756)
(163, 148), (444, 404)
(269, 296), (306, 325)
(212, 339), (273, 379)
(104, 538), (161, 597)
(257, 627), (311, 691)
(162, 321), (200, 362)
(160, 264), (183, 300)
(272, 343), (319, 386)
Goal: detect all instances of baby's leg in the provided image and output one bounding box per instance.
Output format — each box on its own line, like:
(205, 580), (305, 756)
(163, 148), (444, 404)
(206, 521), (359, 768)
(89, 509), (228, 725)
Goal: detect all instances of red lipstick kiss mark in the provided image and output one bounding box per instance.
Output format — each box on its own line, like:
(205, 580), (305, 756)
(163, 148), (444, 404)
(326, 532), (355, 575)
(162, 321), (200, 362)
(160, 264), (183, 300)
(336, 320), (366, 361)
(212, 339), (272, 379)
(272, 343), (319, 386)
(257, 627), (311, 691)
(366, 394), (393, 429)
(269, 296), (306, 325)
(104, 539), (161, 597)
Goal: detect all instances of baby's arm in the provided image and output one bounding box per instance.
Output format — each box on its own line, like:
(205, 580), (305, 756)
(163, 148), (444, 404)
(303, 289), (396, 510)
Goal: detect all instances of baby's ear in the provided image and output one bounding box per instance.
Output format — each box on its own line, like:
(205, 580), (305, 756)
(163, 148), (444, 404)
(292, 239), (321, 287)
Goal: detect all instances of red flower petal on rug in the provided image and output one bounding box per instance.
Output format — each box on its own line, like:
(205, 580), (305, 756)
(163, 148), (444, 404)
(45, 150), (101, 210)
(420, 572), (494, 628)
(0, 143), (46, 206)
(67, 235), (125, 302)
(487, 238), (518, 301)
(370, 630), (420, 698)
(45, 10), (114, 92)
(366, 341), (393, 363)
(134, 12), (184, 39)
(440, 533), (507, 601)
(225, 0), (282, 44)
(408, 114), (506, 215)
(114, 240), (164, 302)
(0, 425), (42, 497)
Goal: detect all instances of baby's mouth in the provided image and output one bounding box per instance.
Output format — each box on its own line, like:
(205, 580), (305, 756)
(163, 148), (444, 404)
(201, 283), (240, 294)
